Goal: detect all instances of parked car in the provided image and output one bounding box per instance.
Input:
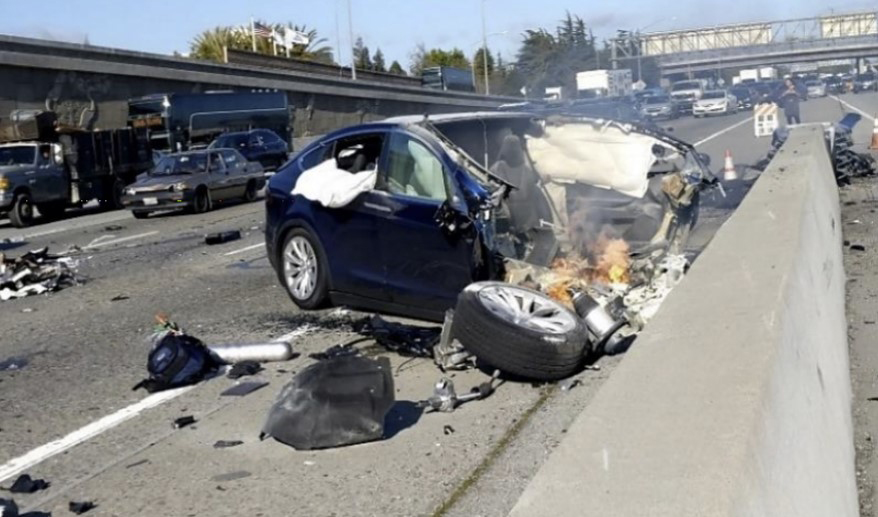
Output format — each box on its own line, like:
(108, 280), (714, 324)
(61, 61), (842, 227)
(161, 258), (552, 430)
(639, 94), (679, 120)
(264, 112), (715, 325)
(692, 90), (739, 117)
(208, 129), (289, 171)
(825, 76), (845, 95)
(805, 80), (827, 98)
(729, 86), (755, 109)
(854, 73), (878, 93)
(122, 149), (265, 218)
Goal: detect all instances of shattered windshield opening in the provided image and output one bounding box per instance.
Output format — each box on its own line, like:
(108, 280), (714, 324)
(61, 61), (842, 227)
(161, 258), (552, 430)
(0, 146), (36, 166)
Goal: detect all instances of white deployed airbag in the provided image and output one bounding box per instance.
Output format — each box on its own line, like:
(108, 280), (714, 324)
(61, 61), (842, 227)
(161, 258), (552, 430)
(292, 159), (377, 208)
(526, 123), (664, 198)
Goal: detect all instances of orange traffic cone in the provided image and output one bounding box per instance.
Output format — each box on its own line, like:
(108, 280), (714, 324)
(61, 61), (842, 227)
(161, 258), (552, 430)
(870, 114), (878, 150)
(723, 150), (738, 181)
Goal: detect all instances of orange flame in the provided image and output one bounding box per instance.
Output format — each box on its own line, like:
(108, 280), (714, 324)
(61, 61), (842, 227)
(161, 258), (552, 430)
(544, 231), (631, 304)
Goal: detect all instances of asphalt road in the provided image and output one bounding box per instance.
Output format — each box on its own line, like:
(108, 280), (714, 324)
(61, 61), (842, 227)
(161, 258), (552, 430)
(1, 95), (874, 516)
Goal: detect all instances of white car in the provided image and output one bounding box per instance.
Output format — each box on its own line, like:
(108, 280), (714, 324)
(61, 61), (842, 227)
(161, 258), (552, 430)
(806, 80), (827, 98)
(692, 90), (738, 117)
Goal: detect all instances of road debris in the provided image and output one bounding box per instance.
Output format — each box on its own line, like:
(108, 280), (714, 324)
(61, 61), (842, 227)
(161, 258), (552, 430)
(850, 243), (867, 251)
(433, 310), (475, 371)
(205, 231), (242, 245)
(173, 415), (196, 429)
(0, 247), (81, 301)
(8, 474), (49, 493)
(418, 371), (501, 413)
(211, 471), (251, 482)
(213, 440), (244, 449)
(125, 459), (149, 469)
(308, 341), (362, 361)
(226, 360), (263, 379)
(110, 294), (130, 302)
(443, 425), (455, 435)
(560, 378), (582, 391)
(220, 381), (269, 397)
(104, 224), (125, 232)
(68, 501), (96, 514)
(0, 498), (18, 516)
(261, 356), (394, 450)
(209, 341), (294, 364)
(0, 356), (28, 372)
(353, 315), (440, 357)
(133, 316), (218, 393)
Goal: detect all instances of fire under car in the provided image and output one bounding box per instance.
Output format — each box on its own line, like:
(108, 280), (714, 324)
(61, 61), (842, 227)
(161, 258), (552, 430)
(265, 112), (716, 380)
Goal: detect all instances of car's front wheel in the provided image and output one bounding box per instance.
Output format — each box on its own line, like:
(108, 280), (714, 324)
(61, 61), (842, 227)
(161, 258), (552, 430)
(451, 282), (590, 381)
(278, 227), (330, 310)
(9, 192), (34, 228)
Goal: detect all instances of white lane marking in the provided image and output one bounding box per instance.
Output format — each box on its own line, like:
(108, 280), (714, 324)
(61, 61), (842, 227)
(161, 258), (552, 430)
(0, 386), (194, 483)
(692, 115), (755, 147)
(85, 234), (116, 248)
(223, 242), (265, 256)
(0, 328), (310, 483)
(829, 95), (877, 123)
(82, 231), (159, 250)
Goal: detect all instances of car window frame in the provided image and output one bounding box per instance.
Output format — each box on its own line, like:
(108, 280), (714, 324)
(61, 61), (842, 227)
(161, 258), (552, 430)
(377, 130), (451, 204)
(208, 151), (225, 174)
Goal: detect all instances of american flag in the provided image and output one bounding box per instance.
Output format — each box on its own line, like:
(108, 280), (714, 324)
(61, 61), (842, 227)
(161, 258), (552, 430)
(253, 22), (273, 38)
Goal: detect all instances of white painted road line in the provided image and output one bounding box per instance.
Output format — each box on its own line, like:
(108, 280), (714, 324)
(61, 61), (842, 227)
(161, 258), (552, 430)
(0, 386), (194, 483)
(829, 95), (877, 123)
(82, 231), (159, 250)
(692, 115), (755, 148)
(223, 242), (265, 256)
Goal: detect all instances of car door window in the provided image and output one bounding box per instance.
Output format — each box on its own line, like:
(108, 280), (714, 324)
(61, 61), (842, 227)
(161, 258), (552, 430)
(208, 152), (224, 174)
(382, 133), (447, 202)
(332, 133), (385, 173)
(220, 150), (242, 173)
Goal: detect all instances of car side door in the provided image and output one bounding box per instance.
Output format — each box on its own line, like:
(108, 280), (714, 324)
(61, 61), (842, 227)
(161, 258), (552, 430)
(30, 145), (67, 203)
(207, 151), (235, 201)
(370, 130), (476, 313)
(258, 130), (288, 168)
(220, 149), (250, 193)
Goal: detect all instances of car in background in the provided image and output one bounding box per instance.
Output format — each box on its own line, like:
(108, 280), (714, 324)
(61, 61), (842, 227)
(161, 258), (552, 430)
(825, 76), (845, 95)
(669, 80), (705, 113)
(639, 94), (679, 120)
(121, 149), (265, 218)
(805, 80), (827, 98)
(633, 88), (665, 105)
(854, 73), (878, 93)
(692, 90), (738, 117)
(209, 129), (289, 171)
(729, 85), (755, 109)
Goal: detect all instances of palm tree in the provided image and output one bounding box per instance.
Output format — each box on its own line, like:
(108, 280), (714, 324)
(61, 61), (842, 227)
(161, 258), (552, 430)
(190, 23), (334, 64)
(190, 27), (248, 62)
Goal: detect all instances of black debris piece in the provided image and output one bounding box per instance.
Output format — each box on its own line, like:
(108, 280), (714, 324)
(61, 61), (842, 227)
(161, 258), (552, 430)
(221, 381), (269, 397)
(68, 501), (96, 514)
(443, 425), (455, 435)
(110, 294), (130, 302)
(844, 240), (851, 246)
(173, 415), (196, 429)
(104, 225), (125, 232)
(850, 243), (867, 251)
(353, 315), (441, 357)
(226, 361), (264, 379)
(205, 231), (242, 245)
(0, 498), (18, 517)
(0, 356), (28, 372)
(210, 470), (251, 482)
(9, 474), (49, 493)
(213, 440), (244, 449)
(308, 342), (362, 361)
(0, 248), (81, 301)
(21, 512), (51, 517)
(125, 459), (149, 469)
(261, 356), (395, 450)
(133, 316), (219, 393)
(560, 378), (581, 391)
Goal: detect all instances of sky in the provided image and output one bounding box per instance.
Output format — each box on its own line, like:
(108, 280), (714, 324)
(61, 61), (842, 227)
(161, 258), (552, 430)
(1, 0), (875, 68)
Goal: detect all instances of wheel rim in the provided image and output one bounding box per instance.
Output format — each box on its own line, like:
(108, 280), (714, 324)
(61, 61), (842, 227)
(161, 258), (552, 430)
(476, 284), (576, 334)
(283, 235), (318, 300)
(20, 197), (32, 220)
(197, 191), (207, 211)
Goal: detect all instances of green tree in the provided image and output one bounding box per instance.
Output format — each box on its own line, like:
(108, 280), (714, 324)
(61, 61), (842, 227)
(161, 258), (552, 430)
(514, 13), (598, 96)
(372, 48), (387, 73)
(473, 47), (496, 93)
(190, 26), (248, 62)
(189, 22), (333, 64)
(388, 60), (406, 76)
(353, 37), (372, 70)
(409, 44), (470, 75)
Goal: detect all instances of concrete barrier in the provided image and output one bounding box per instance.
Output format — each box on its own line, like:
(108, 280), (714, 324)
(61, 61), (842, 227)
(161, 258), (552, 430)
(509, 126), (857, 516)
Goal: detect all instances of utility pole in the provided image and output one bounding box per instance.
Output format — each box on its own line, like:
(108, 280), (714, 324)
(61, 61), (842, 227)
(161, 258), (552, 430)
(481, 0), (489, 95)
(347, 0), (356, 80)
(636, 32), (642, 82)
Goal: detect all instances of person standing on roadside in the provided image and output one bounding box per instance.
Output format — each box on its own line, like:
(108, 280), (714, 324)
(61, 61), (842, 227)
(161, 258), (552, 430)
(778, 78), (801, 125)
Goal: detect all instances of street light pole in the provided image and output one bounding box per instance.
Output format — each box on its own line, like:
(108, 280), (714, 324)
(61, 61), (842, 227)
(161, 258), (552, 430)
(481, 0), (490, 95)
(347, 0), (356, 80)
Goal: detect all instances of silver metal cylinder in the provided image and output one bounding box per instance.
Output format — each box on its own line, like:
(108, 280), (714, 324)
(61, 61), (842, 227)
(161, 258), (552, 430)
(208, 341), (294, 364)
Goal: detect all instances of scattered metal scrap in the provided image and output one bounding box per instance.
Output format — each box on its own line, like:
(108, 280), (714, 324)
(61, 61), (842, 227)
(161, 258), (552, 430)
(353, 315), (441, 357)
(7, 474), (49, 493)
(69, 501), (97, 514)
(418, 370), (501, 413)
(0, 247), (80, 301)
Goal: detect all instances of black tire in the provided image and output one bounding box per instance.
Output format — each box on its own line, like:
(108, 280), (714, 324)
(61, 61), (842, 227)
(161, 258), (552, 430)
(277, 226), (330, 310)
(99, 179), (125, 211)
(190, 187), (210, 214)
(132, 210), (150, 219)
(451, 282), (589, 381)
(8, 192), (34, 228)
(242, 180), (258, 202)
(37, 201), (66, 221)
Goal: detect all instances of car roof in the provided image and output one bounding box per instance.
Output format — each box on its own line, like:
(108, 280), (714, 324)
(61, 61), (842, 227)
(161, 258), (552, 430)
(383, 111), (533, 125)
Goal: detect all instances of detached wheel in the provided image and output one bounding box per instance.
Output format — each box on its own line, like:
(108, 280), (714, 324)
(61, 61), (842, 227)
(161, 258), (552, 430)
(278, 227), (329, 310)
(451, 282), (589, 381)
(243, 180), (258, 202)
(8, 192), (34, 228)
